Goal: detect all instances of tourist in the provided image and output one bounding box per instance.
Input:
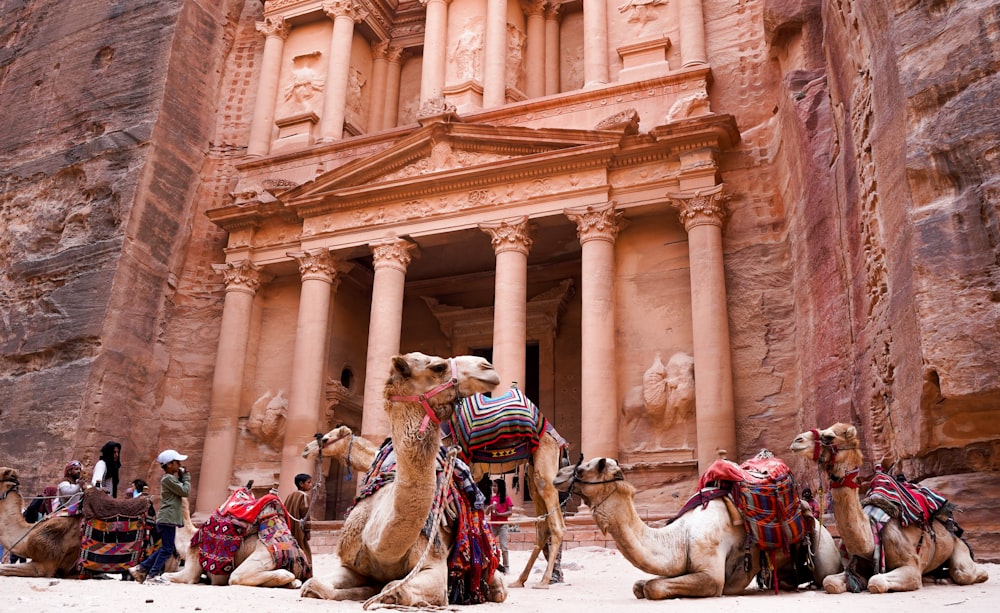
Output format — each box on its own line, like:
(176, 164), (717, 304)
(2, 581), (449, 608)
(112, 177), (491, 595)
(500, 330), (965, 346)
(91, 441), (122, 497)
(57, 460), (85, 511)
(488, 478), (513, 573)
(129, 449), (190, 585)
(125, 478), (149, 498)
(801, 487), (820, 516)
(283, 473), (314, 569)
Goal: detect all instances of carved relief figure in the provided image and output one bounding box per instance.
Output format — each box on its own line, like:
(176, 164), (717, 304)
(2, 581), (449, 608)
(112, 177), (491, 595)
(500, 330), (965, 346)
(283, 52), (324, 114)
(345, 65), (367, 126)
(452, 20), (483, 81)
(506, 23), (526, 92)
(618, 0), (666, 24)
(622, 352), (695, 452)
(247, 390), (288, 450)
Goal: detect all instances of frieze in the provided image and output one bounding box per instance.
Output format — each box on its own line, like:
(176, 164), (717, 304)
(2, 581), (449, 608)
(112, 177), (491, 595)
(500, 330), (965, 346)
(375, 150), (514, 184)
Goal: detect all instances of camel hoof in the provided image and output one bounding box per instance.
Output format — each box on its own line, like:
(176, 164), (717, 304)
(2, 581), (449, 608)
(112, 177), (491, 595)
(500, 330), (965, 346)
(509, 580), (525, 588)
(532, 582), (550, 590)
(633, 579), (647, 599)
(867, 577), (890, 594)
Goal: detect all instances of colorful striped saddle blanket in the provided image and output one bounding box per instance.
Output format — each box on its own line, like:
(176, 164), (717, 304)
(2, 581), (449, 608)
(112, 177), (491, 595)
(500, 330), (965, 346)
(78, 487), (153, 573)
(443, 389), (560, 465)
(862, 469), (950, 527)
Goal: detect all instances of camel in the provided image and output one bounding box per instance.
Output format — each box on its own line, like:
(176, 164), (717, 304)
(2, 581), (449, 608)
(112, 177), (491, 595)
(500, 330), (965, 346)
(553, 457), (842, 599)
(0, 467), (81, 577)
(300, 352), (507, 606)
(789, 423), (989, 593)
(302, 425), (378, 474)
(445, 388), (568, 588)
(164, 488), (308, 588)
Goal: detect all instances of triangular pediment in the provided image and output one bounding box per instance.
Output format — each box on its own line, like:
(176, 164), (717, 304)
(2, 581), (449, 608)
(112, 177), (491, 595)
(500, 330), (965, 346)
(279, 120), (625, 213)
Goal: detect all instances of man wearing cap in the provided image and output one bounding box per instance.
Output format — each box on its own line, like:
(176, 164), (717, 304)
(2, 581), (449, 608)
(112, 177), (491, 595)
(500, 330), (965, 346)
(129, 449), (190, 584)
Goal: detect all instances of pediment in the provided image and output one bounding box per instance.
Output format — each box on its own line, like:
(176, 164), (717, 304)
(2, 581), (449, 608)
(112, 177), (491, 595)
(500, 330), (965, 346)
(279, 120), (625, 212)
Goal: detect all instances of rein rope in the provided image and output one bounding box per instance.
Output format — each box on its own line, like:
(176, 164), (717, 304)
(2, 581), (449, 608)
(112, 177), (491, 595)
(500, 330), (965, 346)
(387, 358), (459, 435)
(362, 446), (461, 611)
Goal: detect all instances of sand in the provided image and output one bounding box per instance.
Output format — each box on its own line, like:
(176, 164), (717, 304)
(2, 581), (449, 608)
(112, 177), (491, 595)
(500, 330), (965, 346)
(1, 549), (995, 613)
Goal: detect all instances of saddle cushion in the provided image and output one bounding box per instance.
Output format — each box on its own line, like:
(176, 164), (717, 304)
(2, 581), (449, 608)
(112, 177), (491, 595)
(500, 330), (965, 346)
(78, 488), (153, 573)
(192, 513), (250, 575)
(444, 389), (548, 465)
(862, 470), (949, 527)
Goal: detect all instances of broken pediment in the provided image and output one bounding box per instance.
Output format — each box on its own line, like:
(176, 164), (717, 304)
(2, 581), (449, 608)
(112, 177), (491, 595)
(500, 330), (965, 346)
(277, 121), (625, 215)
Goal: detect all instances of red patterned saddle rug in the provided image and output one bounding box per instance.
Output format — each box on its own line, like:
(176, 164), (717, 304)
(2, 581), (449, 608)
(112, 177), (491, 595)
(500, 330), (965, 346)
(443, 389), (562, 465)
(862, 469), (949, 527)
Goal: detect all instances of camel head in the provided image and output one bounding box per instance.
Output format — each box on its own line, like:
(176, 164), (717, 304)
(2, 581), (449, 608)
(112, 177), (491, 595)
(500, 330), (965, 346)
(384, 352), (499, 432)
(0, 467), (20, 500)
(553, 457), (632, 507)
(790, 423), (864, 481)
(303, 425), (355, 459)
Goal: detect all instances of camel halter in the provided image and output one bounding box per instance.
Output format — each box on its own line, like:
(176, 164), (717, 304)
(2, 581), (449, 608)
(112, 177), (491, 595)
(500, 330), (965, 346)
(0, 476), (19, 501)
(387, 357), (460, 434)
(319, 429), (355, 480)
(811, 429), (861, 489)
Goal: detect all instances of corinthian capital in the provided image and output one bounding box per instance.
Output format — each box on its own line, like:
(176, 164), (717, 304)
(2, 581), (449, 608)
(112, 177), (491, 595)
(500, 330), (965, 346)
(287, 249), (350, 285)
(255, 16), (290, 39)
(521, 0), (547, 17)
(667, 184), (728, 231)
(370, 238), (416, 273)
(212, 260), (265, 294)
(565, 202), (624, 244)
(480, 217), (533, 255)
(323, 0), (368, 22)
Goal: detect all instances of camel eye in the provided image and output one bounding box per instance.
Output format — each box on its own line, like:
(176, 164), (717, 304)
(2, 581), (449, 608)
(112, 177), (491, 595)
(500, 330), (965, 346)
(431, 363), (447, 374)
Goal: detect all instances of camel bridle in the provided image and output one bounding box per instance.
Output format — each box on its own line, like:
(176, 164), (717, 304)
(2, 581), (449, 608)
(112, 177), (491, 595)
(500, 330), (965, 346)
(388, 357), (460, 434)
(812, 429), (861, 489)
(0, 476), (19, 501)
(319, 429), (356, 480)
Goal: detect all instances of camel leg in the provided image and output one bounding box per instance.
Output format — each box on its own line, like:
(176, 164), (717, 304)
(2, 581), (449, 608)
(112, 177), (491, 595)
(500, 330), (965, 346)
(228, 540), (298, 588)
(868, 564), (923, 593)
(510, 537), (545, 588)
(821, 572), (851, 594)
(948, 537), (990, 586)
(301, 564), (380, 601)
(634, 570), (724, 600)
(532, 446), (566, 588)
(0, 561), (54, 577)
(377, 561), (450, 607)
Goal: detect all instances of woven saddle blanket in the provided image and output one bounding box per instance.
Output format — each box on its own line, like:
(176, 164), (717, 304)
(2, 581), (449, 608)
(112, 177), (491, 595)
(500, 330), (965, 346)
(443, 389), (551, 465)
(697, 450), (807, 551)
(79, 488), (153, 572)
(862, 470), (949, 527)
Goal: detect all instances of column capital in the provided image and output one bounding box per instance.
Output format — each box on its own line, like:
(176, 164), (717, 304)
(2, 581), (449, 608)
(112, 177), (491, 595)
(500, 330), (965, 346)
(287, 249), (350, 284)
(323, 0), (368, 22)
(667, 184), (728, 231)
(255, 16), (290, 39)
(385, 44), (407, 63)
(480, 216), (533, 255)
(565, 202), (624, 244)
(544, 2), (562, 19)
(419, 0), (452, 7)
(521, 0), (547, 17)
(212, 260), (265, 295)
(372, 40), (390, 59)
(370, 237), (416, 273)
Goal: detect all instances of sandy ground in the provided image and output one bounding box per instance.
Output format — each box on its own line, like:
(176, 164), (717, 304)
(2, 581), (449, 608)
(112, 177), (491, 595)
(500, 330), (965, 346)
(1, 549), (995, 613)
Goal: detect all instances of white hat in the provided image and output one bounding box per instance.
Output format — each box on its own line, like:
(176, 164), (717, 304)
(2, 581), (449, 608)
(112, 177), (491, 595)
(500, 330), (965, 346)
(156, 449), (188, 464)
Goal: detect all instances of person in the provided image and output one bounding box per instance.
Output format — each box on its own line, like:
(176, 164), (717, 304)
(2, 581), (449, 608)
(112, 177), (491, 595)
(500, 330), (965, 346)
(283, 473), (314, 569)
(126, 478), (149, 498)
(129, 449), (190, 585)
(801, 487), (820, 516)
(92, 441), (122, 497)
(57, 460), (85, 511)
(488, 478), (513, 573)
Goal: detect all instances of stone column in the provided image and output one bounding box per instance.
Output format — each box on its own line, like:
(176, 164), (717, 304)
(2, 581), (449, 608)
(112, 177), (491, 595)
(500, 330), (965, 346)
(195, 261), (264, 514)
(320, 0), (367, 142)
(482, 0), (509, 107)
(582, 0), (609, 86)
(667, 184), (735, 473)
(480, 217), (532, 392)
(280, 249), (347, 499)
(247, 17), (290, 157)
(678, 0), (707, 66)
(543, 3), (561, 95)
(383, 45), (405, 129)
(367, 41), (390, 133)
(419, 0), (450, 104)
(522, 0), (546, 99)
(360, 238), (414, 443)
(565, 203), (622, 460)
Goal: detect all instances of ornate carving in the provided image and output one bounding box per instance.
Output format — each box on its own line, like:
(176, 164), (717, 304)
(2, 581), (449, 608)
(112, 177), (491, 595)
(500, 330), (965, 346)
(452, 18), (484, 81)
(618, 0), (666, 24)
(506, 23), (526, 92)
(642, 352), (695, 423)
(667, 184), (727, 231)
(212, 260), (264, 294)
(385, 45), (406, 63)
(417, 96), (458, 119)
(370, 237), (415, 272)
(288, 249), (345, 283)
(665, 90), (711, 122)
(255, 16), (290, 39)
(323, 0), (368, 22)
(247, 389), (288, 450)
(595, 108), (640, 134)
(283, 52), (324, 114)
(480, 217), (532, 255)
(565, 202), (624, 244)
(520, 0), (547, 17)
(372, 40), (389, 59)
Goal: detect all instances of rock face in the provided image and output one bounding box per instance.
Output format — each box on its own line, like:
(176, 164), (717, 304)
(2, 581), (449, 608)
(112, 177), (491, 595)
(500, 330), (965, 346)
(1, 0), (998, 560)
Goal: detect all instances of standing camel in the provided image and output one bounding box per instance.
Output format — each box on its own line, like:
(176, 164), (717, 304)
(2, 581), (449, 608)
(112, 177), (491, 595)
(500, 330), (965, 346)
(553, 457), (842, 599)
(300, 352), (507, 606)
(789, 423), (989, 593)
(302, 425), (378, 474)
(0, 467), (80, 577)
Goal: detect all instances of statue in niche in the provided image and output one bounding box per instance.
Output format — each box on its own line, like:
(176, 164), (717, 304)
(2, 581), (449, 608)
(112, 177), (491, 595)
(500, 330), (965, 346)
(452, 20), (483, 81)
(621, 352), (695, 452)
(617, 0), (666, 24)
(506, 23), (526, 92)
(247, 389), (288, 450)
(283, 51), (324, 114)
(346, 65), (367, 124)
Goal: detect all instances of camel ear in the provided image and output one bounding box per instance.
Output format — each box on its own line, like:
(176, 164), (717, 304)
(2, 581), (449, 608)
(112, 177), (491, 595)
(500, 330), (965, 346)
(845, 425), (857, 441)
(391, 355), (411, 379)
(596, 458), (607, 473)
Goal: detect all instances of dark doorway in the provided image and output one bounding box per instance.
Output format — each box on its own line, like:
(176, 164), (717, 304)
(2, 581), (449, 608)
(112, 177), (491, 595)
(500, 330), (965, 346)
(471, 343), (540, 405)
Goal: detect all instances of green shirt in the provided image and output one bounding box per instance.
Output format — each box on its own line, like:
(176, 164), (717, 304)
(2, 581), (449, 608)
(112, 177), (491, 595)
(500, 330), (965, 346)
(157, 471), (191, 526)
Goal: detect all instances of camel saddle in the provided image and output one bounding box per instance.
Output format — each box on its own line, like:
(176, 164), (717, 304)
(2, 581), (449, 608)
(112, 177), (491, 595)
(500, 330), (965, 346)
(862, 469), (950, 527)
(78, 487), (154, 573)
(442, 388), (565, 467)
